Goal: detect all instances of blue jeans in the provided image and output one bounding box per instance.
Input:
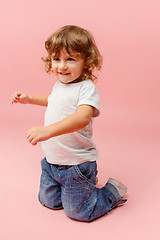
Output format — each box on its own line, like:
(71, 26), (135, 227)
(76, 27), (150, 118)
(38, 157), (127, 222)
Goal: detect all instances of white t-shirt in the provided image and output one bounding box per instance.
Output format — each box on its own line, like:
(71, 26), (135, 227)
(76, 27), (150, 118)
(41, 79), (100, 165)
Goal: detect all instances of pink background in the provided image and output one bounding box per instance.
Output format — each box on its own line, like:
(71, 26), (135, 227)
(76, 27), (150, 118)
(1, 0), (160, 239)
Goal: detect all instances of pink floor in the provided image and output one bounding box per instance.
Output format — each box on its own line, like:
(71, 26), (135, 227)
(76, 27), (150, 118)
(1, 103), (160, 240)
(1, 0), (160, 238)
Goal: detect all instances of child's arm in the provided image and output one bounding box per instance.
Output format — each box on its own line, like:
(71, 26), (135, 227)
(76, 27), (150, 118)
(26, 105), (94, 145)
(11, 92), (50, 106)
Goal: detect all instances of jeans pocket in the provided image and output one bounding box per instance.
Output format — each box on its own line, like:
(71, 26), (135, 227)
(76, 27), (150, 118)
(41, 157), (48, 168)
(78, 161), (97, 183)
(72, 161), (97, 189)
(63, 165), (94, 216)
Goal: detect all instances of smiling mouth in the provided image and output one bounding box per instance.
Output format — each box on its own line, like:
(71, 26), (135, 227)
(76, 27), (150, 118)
(59, 72), (70, 75)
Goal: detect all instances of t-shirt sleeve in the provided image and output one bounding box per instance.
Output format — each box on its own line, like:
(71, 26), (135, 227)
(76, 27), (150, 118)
(77, 81), (100, 117)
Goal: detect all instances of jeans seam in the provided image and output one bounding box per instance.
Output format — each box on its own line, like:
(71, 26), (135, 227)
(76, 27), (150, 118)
(74, 165), (93, 189)
(75, 191), (90, 212)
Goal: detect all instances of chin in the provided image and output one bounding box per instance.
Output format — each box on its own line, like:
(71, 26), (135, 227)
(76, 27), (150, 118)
(60, 79), (73, 84)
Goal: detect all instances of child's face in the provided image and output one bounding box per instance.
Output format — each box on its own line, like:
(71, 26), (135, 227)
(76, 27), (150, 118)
(51, 48), (85, 83)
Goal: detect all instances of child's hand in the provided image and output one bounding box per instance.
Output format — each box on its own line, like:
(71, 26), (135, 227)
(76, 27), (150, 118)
(26, 126), (50, 146)
(11, 92), (30, 104)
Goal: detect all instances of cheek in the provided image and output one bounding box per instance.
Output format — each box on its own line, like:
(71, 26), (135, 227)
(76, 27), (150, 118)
(72, 65), (84, 76)
(51, 65), (58, 74)
(78, 66), (84, 76)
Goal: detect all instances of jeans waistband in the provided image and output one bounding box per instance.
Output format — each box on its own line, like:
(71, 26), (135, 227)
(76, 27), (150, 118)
(55, 164), (73, 170)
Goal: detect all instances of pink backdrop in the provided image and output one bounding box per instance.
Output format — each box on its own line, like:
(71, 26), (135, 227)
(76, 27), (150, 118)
(1, 0), (160, 239)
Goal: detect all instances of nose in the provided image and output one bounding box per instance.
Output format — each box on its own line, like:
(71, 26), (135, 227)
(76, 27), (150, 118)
(59, 60), (67, 70)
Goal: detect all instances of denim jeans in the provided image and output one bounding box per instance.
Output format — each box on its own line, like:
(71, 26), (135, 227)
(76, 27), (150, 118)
(38, 157), (127, 222)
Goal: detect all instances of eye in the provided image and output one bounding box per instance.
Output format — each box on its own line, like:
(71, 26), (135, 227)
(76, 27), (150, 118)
(67, 57), (75, 61)
(53, 58), (60, 61)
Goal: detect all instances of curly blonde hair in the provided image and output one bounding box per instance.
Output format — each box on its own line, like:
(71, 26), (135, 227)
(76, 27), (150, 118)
(42, 25), (102, 82)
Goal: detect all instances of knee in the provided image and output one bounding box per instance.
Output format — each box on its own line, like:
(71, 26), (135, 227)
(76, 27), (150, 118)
(38, 191), (63, 210)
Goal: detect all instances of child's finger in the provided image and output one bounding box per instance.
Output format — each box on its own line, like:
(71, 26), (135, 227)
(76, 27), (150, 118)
(27, 135), (37, 146)
(13, 92), (23, 101)
(11, 96), (18, 104)
(26, 132), (32, 140)
(12, 93), (20, 102)
(27, 135), (34, 143)
(15, 92), (22, 97)
(31, 139), (37, 146)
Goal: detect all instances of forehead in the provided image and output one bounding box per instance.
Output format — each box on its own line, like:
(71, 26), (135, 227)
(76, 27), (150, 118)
(53, 47), (82, 58)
